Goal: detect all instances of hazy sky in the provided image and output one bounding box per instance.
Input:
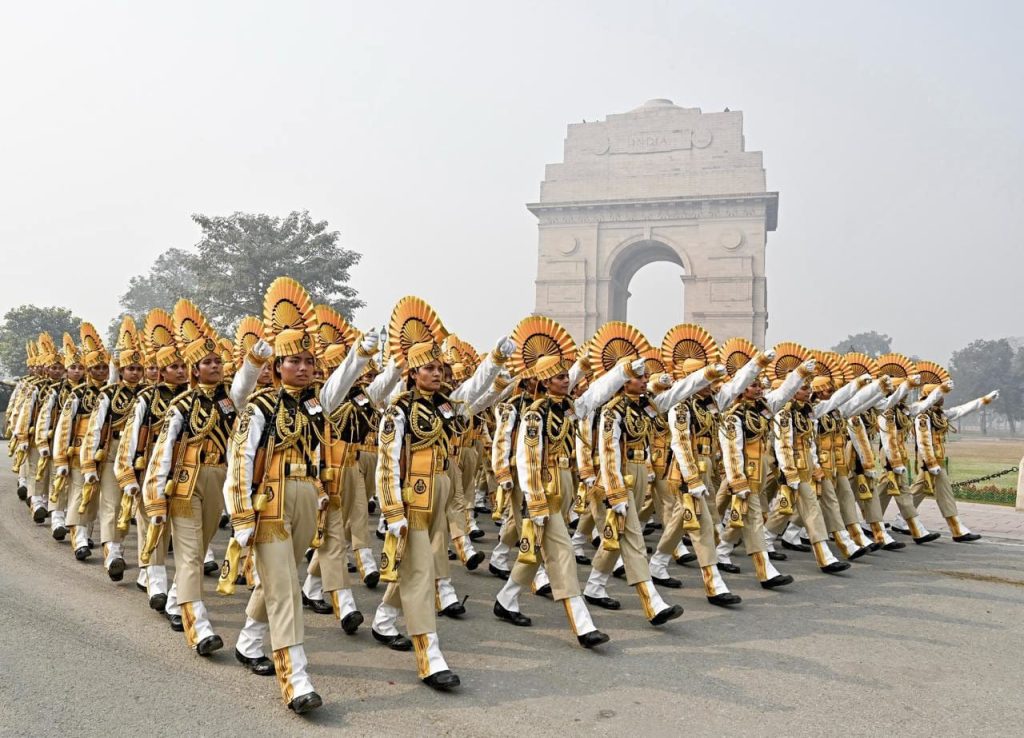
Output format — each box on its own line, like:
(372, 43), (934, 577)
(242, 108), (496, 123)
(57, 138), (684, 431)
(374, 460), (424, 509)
(2, 1), (1021, 363)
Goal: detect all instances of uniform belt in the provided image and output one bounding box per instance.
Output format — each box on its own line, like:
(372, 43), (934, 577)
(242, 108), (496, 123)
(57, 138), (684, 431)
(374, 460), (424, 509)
(356, 443), (376, 453)
(284, 462), (315, 478)
(545, 455), (570, 469)
(625, 449), (646, 461)
(435, 457), (449, 473)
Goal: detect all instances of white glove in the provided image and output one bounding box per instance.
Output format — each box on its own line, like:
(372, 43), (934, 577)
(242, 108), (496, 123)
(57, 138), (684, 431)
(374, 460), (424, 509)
(495, 336), (516, 359)
(908, 374), (921, 387)
(84, 471), (99, 484)
(985, 390), (1000, 402)
(928, 466), (941, 475)
(501, 480), (514, 491)
(251, 339), (273, 362)
(893, 466), (906, 475)
(151, 515), (166, 526)
(943, 380), (954, 392)
(707, 363), (727, 379)
(317, 492), (329, 511)
(124, 483), (140, 497)
(233, 526), (253, 547)
(16, 442), (27, 453)
(583, 476), (596, 488)
(55, 465), (68, 477)
(689, 484), (707, 498)
(802, 358), (817, 374)
(787, 480), (800, 490)
(760, 349), (777, 362)
(40, 448), (50, 458)
(361, 327), (380, 354)
(735, 489), (749, 501)
(865, 469), (878, 479)
(388, 517), (409, 538)
(530, 515), (547, 528)
(647, 472), (656, 482)
(611, 502), (628, 516)
(630, 358), (646, 376)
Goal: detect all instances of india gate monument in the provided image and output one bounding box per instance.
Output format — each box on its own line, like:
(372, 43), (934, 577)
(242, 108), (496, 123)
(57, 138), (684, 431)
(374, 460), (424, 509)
(529, 98), (778, 346)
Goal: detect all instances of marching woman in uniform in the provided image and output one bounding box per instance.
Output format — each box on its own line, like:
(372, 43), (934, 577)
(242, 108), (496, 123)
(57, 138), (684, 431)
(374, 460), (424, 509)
(81, 317), (146, 582)
(143, 300), (233, 654)
(53, 324), (110, 561)
(223, 278), (376, 713)
(114, 309), (190, 610)
(369, 296), (513, 690)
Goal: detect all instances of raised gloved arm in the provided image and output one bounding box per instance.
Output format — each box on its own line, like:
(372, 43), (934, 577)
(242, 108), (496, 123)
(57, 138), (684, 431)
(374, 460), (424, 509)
(908, 381), (951, 416)
(365, 357), (402, 410)
(467, 370), (511, 416)
(841, 378), (885, 419)
(320, 329), (378, 414)
(573, 358), (645, 418)
(652, 363), (725, 414)
(813, 374), (871, 419)
(944, 390), (999, 421)
(230, 339), (272, 409)
(876, 381), (910, 413)
(715, 350), (774, 410)
(765, 359), (816, 415)
(451, 336), (514, 411)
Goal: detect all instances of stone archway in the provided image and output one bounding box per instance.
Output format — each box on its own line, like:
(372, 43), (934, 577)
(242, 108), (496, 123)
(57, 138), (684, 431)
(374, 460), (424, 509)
(529, 98), (776, 346)
(603, 237), (687, 324)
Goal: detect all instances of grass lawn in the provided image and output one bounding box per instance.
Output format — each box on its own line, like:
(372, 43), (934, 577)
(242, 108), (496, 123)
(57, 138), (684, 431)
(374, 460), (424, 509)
(943, 436), (1022, 506)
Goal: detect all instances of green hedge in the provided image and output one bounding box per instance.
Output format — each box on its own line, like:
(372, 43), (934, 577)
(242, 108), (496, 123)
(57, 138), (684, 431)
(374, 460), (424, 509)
(953, 484), (1016, 506)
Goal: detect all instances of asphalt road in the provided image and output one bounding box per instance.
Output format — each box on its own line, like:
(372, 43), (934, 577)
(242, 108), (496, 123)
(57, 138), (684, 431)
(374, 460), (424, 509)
(2, 467), (1023, 737)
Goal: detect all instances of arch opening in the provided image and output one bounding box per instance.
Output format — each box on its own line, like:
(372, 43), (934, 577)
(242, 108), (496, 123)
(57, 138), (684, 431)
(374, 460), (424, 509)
(607, 239), (687, 342)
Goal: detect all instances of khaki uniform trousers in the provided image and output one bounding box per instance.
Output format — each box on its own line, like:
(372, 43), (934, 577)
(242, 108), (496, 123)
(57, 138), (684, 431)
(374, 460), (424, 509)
(341, 464), (370, 550)
(29, 446), (50, 503)
(590, 461), (653, 586)
(135, 503), (169, 567)
(66, 467), (97, 527)
(909, 467), (959, 519)
(510, 469), (581, 600)
(654, 473), (717, 566)
(720, 476), (770, 552)
(97, 439), (128, 544)
(246, 478), (318, 650)
(358, 450), (377, 503)
(765, 480), (829, 544)
(170, 465), (225, 604)
(381, 473), (452, 636)
(48, 456), (68, 513)
(833, 473), (864, 527)
(460, 444), (479, 521)
(876, 471), (918, 521)
(498, 482), (525, 548)
(856, 474), (886, 525)
(445, 453), (468, 540)
(816, 475), (846, 534)
(308, 501), (356, 594)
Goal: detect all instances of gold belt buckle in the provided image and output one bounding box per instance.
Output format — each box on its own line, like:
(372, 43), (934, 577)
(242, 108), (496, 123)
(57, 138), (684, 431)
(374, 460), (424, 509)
(557, 456), (569, 469)
(288, 463), (308, 478)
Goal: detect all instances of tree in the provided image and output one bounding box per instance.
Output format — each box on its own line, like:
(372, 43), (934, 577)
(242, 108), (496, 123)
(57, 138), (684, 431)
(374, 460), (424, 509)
(119, 211), (363, 334)
(831, 331), (892, 357)
(948, 338), (1015, 435)
(0, 305), (81, 378)
(119, 247), (202, 318)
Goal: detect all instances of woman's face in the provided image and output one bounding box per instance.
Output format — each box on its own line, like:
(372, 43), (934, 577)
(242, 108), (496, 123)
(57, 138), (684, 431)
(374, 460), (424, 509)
(88, 364), (109, 383)
(193, 353), (223, 384)
(145, 365), (160, 383)
(162, 361), (188, 386)
(413, 360), (443, 393)
(277, 351), (316, 388)
(545, 372), (570, 397)
(257, 363), (274, 386)
(121, 363), (144, 384)
(67, 364), (85, 382)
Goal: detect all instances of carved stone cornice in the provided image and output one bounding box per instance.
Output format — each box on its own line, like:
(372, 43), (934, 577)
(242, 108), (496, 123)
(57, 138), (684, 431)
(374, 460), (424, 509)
(527, 192), (779, 230)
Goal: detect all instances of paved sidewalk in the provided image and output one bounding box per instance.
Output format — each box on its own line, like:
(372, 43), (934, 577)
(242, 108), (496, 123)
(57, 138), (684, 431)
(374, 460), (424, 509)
(915, 499), (1024, 541)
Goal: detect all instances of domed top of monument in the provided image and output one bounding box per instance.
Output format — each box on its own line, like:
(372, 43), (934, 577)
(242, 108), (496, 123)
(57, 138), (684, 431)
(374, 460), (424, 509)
(534, 99), (769, 203)
(637, 98), (679, 109)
